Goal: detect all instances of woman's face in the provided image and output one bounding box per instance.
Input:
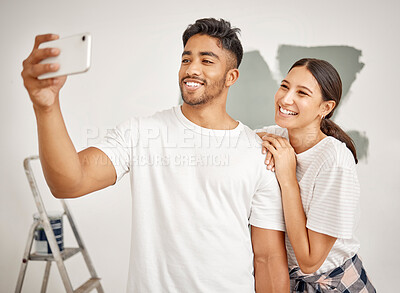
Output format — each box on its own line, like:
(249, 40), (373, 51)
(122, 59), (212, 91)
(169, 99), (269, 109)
(274, 66), (328, 131)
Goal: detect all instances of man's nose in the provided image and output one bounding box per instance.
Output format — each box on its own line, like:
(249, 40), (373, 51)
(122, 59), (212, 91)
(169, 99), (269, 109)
(186, 60), (201, 76)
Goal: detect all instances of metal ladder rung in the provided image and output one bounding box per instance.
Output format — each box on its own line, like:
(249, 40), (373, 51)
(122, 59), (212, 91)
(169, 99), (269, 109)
(29, 247), (81, 261)
(15, 156), (104, 293)
(74, 278), (101, 293)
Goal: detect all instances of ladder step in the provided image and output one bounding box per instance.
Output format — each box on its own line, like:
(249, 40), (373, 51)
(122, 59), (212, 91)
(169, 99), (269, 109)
(29, 247), (81, 261)
(74, 278), (101, 293)
(16, 157), (103, 293)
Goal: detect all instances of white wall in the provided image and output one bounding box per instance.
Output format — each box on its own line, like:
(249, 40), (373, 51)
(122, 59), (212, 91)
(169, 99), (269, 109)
(1, 0), (398, 292)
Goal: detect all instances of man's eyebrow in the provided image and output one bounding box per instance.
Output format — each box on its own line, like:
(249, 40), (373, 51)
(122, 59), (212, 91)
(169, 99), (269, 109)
(200, 51), (220, 59)
(182, 51), (220, 60)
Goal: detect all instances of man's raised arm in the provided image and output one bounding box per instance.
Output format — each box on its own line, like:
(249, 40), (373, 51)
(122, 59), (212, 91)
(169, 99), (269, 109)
(21, 34), (116, 198)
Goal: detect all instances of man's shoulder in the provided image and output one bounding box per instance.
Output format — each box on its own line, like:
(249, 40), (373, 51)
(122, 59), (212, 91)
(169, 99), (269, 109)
(140, 106), (177, 121)
(237, 123), (284, 148)
(235, 124), (270, 167)
(109, 107), (178, 138)
(256, 125), (288, 138)
(236, 123), (263, 147)
(123, 106), (178, 126)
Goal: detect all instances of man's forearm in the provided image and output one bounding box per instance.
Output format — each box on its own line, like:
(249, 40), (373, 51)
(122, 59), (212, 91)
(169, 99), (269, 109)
(254, 255), (290, 293)
(34, 99), (83, 196)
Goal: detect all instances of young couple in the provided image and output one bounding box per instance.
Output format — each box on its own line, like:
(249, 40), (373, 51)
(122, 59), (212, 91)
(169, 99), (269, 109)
(22, 17), (375, 292)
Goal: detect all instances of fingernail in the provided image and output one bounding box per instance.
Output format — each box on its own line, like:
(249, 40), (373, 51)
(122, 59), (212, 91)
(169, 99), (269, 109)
(266, 160), (269, 164)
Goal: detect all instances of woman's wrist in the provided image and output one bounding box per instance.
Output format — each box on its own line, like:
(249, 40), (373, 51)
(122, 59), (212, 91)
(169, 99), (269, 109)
(278, 174), (298, 191)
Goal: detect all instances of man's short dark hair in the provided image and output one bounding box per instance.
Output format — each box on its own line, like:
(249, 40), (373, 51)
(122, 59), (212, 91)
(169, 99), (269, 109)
(182, 18), (243, 69)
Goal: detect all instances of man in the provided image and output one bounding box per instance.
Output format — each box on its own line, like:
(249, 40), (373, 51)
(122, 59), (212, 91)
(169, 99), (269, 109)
(22, 18), (289, 292)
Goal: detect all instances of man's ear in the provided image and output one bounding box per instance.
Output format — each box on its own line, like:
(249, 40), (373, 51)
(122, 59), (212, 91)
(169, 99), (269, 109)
(225, 68), (239, 87)
(321, 100), (336, 117)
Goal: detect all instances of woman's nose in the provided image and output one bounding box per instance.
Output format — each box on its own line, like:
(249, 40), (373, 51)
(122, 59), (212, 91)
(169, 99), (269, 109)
(281, 91), (294, 105)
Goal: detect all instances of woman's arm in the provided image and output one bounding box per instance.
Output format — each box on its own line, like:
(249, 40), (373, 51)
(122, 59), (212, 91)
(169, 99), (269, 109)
(279, 179), (336, 274)
(261, 134), (336, 274)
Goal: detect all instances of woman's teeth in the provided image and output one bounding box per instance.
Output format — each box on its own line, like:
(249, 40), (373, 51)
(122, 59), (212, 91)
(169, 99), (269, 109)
(279, 107), (298, 115)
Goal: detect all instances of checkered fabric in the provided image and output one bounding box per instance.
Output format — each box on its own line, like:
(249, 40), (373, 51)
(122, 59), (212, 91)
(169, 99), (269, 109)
(290, 254), (376, 292)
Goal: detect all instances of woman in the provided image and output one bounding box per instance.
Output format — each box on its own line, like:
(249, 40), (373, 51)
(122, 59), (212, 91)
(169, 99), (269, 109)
(258, 58), (376, 292)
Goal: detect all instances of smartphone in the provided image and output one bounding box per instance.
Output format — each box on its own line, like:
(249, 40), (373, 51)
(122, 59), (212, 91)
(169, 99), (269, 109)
(38, 33), (92, 80)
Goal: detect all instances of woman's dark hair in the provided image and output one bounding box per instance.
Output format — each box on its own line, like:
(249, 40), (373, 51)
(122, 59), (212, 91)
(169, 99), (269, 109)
(182, 18), (243, 69)
(289, 58), (358, 164)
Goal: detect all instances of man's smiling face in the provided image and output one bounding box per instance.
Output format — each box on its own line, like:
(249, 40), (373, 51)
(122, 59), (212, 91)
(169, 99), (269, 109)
(179, 34), (230, 106)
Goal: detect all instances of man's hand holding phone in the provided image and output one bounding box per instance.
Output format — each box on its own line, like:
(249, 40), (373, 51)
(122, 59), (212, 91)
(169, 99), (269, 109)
(22, 32), (91, 111)
(21, 34), (67, 111)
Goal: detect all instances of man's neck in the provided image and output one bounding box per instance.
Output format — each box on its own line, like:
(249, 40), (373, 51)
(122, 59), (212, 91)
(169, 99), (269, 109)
(181, 101), (238, 130)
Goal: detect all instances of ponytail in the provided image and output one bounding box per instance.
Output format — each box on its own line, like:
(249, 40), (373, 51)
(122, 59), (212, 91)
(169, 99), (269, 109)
(321, 118), (358, 164)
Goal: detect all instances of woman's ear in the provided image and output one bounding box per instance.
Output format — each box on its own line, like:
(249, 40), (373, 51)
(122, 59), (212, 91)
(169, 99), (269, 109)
(225, 69), (239, 87)
(321, 100), (336, 117)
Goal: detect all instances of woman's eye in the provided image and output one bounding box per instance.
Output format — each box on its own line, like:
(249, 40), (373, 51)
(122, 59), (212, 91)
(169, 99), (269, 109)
(280, 84), (288, 89)
(182, 59), (190, 64)
(203, 60), (213, 64)
(299, 91), (308, 96)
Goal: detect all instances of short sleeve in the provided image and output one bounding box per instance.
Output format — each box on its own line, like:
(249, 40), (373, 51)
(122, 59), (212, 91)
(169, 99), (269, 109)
(306, 167), (360, 239)
(249, 174), (286, 231)
(91, 118), (138, 182)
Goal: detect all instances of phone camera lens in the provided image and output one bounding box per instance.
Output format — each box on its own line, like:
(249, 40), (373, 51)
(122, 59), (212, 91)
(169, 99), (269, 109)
(82, 36), (86, 41)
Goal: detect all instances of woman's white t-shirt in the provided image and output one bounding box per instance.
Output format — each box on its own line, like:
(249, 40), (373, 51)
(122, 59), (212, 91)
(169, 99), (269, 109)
(259, 125), (360, 274)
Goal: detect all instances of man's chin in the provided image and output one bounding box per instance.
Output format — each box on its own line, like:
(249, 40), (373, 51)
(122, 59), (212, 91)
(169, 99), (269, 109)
(181, 94), (209, 106)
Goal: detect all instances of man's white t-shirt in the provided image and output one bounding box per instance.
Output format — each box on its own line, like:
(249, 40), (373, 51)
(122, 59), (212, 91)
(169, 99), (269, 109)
(93, 107), (285, 292)
(259, 125), (360, 274)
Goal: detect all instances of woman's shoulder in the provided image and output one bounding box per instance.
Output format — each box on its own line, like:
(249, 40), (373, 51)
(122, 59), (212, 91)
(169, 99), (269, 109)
(318, 136), (357, 170)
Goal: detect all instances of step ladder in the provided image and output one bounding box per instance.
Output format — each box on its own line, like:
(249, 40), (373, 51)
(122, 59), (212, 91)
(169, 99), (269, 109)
(15, 156), (104, 293)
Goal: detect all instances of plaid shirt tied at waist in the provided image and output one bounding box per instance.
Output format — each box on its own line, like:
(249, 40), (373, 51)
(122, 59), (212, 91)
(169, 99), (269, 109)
(289, 254), (376, 293)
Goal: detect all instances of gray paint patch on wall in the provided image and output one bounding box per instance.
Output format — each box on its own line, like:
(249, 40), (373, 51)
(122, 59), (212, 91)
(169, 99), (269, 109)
(348, 130), (369, 162)
(227, 50), (278, 129)
(227, 46), (369, 161)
